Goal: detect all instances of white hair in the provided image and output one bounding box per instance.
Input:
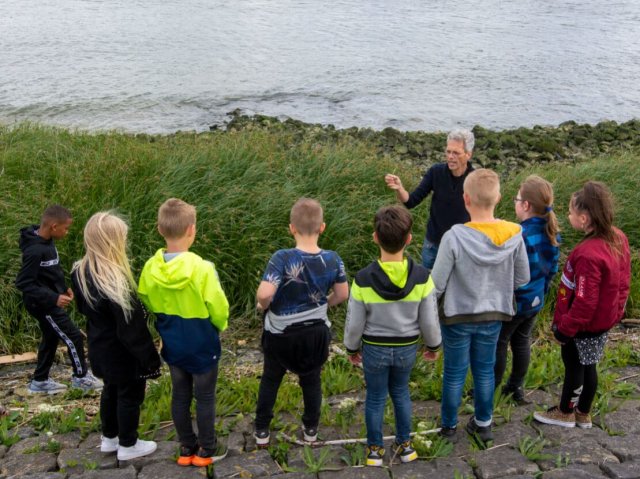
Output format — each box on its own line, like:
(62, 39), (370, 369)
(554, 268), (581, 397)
(448, 129), (475, 153)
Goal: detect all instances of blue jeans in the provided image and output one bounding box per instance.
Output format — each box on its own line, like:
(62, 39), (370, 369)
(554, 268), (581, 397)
(362, 343), (418, 446)
(421, 239), (439, 271)
(441, 321), (501, 428)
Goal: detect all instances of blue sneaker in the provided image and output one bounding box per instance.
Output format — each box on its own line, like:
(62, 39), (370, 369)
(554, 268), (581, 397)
(28, 378), (68, 395)
(71, 372), (103, 391)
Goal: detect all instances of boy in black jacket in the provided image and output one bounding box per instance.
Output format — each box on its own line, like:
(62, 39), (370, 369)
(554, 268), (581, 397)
(16, 205), (102, 394)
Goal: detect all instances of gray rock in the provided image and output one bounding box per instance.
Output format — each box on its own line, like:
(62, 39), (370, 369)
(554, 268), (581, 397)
(319, 467), (389, 479)
(138, 461), (209, 479)
(492, 421), (540, 447)
(8, 432), (81, 456)
(214, 449), (282, 477)
(225, 432), (245, 456)
(1, 451), (58, 477)
(433, 457), (475, 477)
(57, 447), (118, 474)
(5, 474), (67, 479)
(599, 434), (640, 461)
(600, 411), (640, 436)
(13, 427), (37, 440)
(600, 461), (640, 479)
(535, 437), (618, 471)
(0, 445), (6, 459)
(68, 465), (137, 479)
(541, 465), (606, 478)
(391, 460), (437, 478)
(78, 433), (102, 450)
(117, 441), (179, 471)
(472, 446), (540, 478)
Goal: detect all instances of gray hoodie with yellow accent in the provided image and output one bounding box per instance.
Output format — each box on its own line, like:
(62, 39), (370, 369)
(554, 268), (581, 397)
(343, 257), (441, 353)
(431, 221), (530, 325)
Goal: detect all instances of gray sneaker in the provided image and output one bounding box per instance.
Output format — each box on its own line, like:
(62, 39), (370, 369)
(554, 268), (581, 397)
(28, 378), (68, 395)
(71, 372), (103, 391)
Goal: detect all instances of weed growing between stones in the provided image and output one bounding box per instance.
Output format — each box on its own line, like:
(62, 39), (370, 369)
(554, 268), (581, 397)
(413, 420), (453, 459)
(517, 435), (553, 461)
(340, 443), (365, 466)
(0, 411), (22, 447)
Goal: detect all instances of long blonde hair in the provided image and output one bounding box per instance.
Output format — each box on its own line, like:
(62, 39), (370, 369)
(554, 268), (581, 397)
(73, 212), (137, 322)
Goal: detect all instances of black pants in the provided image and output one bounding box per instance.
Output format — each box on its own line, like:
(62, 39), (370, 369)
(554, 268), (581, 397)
(101, 378), (146, 447)
(494, 313), (537, 389)
(255, 322), (330, 431)
(559, 340), (598, 414)
(169, 364), (219, 450)
(29, 306), (87, 381)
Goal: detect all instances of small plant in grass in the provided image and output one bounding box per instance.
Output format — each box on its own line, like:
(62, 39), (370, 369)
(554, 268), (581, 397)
(335, 397), (358, 434)
(46, 439), (61, 454)
(517, 435), (553, 461)
(0, 410), (22, 447)
(83, 460), (99, 470)
(340, 443), (365, 467)
(300, 446), (340, 473)
(413, 421), (453, 459)
(554, 452), (570, 468)
(493, 390), (515, 423)
(268, 440), (290, 468)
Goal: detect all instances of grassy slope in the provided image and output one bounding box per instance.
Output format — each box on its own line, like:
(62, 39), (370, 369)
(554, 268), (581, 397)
(0, 123), (638, 354)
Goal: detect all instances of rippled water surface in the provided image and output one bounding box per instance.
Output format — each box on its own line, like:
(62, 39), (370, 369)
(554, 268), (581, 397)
(1, 0), (639, 133)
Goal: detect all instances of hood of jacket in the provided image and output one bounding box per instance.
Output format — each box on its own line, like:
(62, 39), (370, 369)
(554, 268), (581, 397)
(144, 249), (200, 290)
(19, 225), (50, 252)
(363, 256), (428, 301)
(451, 221), (523, 266)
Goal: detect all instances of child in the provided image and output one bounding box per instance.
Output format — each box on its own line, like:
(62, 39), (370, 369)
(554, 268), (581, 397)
(138, 199), (229, 467)
(431, 169), (530, 445)
(72, 212), (161, 461)
(344, 205), (441, 467)
(495, 175), (560, 403)
(16, 205), (102, 394)
(254, 198), (349, 447)
(534, 181), (630, 428)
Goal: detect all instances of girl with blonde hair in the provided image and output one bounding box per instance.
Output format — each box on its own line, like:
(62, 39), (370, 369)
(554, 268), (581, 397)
(72, 212), (161, 461)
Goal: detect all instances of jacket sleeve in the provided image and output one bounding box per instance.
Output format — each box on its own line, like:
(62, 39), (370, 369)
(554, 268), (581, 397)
(514, 237), (531, 290)
(110, 297), (161, 373)
(15, 247), (60, 309)
(556, 255), (601, 337)
(404, 168), (434, 209)
(418, 287), (441, 350)
(430, 231), (454, 297)
(202, 262), (229, 332)
(343, 281), (367, 353)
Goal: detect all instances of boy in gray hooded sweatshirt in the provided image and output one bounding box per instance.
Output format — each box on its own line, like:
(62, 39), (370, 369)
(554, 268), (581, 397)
(431, 169), (530, 445)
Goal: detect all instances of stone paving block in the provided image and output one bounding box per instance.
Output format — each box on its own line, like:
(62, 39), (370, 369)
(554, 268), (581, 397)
(532, 421), (608, 445)
(600, 461), (640, 479)
(117, 440), (179, 471)
(214, 449), (283, 477)
(492, 421), (540, 447)
(0, 445), (6, 459)
(57, 446), (118, 474)
(599, 434), (640, 461)
(68, 465), (137, 479)
(8, 432), (81, 456)
(78, 432), (102, 450)
(225, 431), (245, 456)
(275, 474), (317, 479)
(5, 473), (67, 479)
(286, 445), (344, 472)
(433, 457), (475, 477)
(472, 446), (540, 478)
(535, 437), (618, 471)
(319, 467), (389, 479)
(391, 459), (437, 478)
(599, 411), (640, 436)
(138, 461), (209, 479)
(1, 451), (58, 477)
(541, 465), (607, 478)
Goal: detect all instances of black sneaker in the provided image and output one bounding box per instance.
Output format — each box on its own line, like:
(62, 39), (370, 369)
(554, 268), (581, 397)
(254, 430), (270, 448)
(393, 440), (418, 463)
(303, 426), (318, 443)
(465, 416), (493, 445)
(502, 385), (530, 405)
(365, 445), (385, 467)
(439, 425), (458, 443)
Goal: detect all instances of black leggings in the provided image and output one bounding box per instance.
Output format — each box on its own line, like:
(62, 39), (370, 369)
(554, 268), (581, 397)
(559, 340), (598, 414)
(101, 379), (146, 447)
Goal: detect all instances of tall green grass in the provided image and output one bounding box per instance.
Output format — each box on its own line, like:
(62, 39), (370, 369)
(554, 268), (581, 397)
(0, 123), (638, 353)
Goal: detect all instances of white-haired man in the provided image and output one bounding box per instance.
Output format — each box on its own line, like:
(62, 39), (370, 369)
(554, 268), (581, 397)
(385, 129), (475, 271)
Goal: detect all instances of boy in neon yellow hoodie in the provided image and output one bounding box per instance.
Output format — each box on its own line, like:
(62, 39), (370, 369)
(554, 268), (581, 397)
(138, 198), (229, 467)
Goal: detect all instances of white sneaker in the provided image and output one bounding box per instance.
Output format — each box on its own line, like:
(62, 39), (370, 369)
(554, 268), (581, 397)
(100, 435), (119, 453)
(28, 378), (68, 395)
(71, 371), (103, 392)
(117, 439), (157, 461)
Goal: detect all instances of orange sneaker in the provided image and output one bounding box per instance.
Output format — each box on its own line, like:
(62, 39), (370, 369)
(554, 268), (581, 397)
(176, 445), (197, 467)
(191, 446), (228, 467)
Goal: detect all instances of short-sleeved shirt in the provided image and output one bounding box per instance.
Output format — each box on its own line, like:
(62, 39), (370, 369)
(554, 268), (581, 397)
(263, 248), (347, 317)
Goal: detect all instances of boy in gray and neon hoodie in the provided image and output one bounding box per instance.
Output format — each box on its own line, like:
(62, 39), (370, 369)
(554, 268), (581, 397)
(344, 205), (441, 467)
(431, 169), (529, 445)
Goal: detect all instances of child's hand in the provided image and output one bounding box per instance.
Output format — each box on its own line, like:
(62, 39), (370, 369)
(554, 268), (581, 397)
(384, 174), (403, 190)
(56, 294), (73, 308)
(66, 288), (74, 301)
(423, 350), (439, 361)
(348, 352), (362, 366)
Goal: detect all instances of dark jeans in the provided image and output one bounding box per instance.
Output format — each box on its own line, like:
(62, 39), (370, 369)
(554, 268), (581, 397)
(101, 378), (146, 447)
(255, 323), (330, 431)
(494, 313), (537, 390)
(559, 340), (598, 414)
(169, 364), (219, 450)
(29, 306), (87, 381)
